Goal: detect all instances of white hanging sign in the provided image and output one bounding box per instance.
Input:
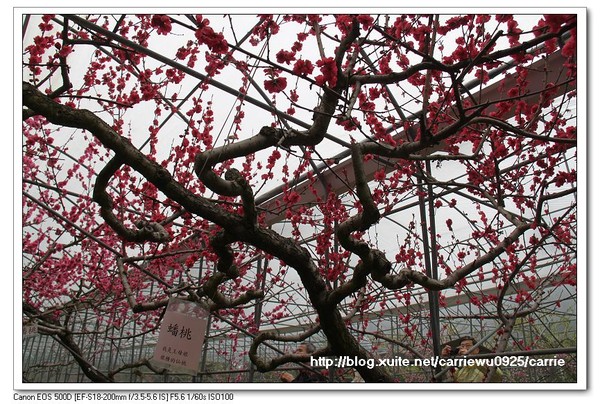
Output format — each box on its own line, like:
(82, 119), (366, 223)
(152, 297), (209, 375)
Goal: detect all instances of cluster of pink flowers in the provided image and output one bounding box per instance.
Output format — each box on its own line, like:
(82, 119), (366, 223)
(194, 15), (229, 54)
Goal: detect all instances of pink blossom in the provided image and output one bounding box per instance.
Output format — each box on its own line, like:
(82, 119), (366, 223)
(151, 15), (172, 35)
(292, 59), (314, 76)
(276, 49), (296, 64)
(264, 77), (287, 93)
(315, 57), (338, 87)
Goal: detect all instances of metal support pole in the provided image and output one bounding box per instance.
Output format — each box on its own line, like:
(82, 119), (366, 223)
(417, 164), (442, 381)
(248, 257), (268, 382)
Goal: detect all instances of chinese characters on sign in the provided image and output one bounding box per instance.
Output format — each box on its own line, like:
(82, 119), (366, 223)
(23, 323), (38, 339)
(152, 298), (209, 375)
(167, 323), (193, 340)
